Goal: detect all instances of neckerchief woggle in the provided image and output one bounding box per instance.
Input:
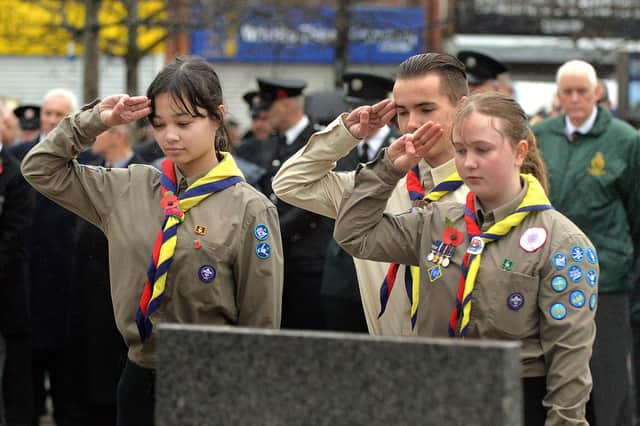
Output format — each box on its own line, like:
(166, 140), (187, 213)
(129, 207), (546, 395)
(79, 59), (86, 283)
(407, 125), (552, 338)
(135, 153), (245, 341)
(448, 174), (552, 337)
(378, 164), (463, 329)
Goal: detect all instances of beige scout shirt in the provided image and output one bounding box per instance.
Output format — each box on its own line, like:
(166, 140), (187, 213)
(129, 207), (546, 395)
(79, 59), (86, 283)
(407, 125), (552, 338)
(334, 153), (597, 425)
(273, 115), (468, 336)
(21, 105), (283, 369)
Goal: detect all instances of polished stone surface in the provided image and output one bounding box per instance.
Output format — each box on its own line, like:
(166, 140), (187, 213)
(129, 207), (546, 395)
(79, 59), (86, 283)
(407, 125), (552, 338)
(156, 325), (522, 425)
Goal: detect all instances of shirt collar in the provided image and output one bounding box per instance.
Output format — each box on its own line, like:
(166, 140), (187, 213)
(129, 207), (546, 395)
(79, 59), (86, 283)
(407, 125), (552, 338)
(360, 125), (391, 156)
(174, 165), (208, 195)
(110, 152), (134, 169)
(475, 177), (528, 229)
(418, 157), (457, 187)
(565, 106), (598, 138)
(285, 115), (310, 145)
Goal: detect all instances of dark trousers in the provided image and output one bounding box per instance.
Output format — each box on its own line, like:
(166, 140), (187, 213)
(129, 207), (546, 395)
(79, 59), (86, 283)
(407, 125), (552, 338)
(587, 292), (634, 426)
(281, 263), (325, 331)
(633, 320), (640, 426)
(116, 359), (155, 426)
(31, 347), (79, 426)
(523, 377), (547, 426)
(322, 295), (368, 333)
(3, 334), (34, 426)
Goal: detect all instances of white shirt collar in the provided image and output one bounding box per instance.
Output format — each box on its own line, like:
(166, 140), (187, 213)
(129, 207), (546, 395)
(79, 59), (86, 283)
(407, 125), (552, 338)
(285, 115), (310, 145)
(109, 152), (134, 168)
(565, 106), (598, 138)
(359, 126), (391, 159)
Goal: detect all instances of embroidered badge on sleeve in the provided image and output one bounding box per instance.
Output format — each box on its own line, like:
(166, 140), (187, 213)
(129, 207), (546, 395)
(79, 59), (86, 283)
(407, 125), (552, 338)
(256, 242), (272, 259)
(254, 224), (270, 241)
(519, 226), (547, 253)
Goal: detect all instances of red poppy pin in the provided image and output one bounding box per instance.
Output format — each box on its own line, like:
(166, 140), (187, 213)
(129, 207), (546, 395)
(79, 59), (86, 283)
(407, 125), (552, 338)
(0, 157), (3, 175)
(442, 218), (463, 247)
(160, 191), (178, 209)
(161, 191), (184, 220)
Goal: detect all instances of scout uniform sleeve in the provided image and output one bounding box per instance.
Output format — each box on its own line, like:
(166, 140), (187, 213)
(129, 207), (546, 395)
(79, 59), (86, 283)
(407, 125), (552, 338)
(335, 151), (423, 266)
(21, 104), (134, 230)
(539, 231), (598, 424)
(272, 115), (359, 219)
(234, 200), (283, 328)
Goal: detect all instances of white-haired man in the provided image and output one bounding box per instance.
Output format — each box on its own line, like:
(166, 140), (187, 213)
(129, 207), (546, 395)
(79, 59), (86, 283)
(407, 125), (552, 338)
(534, 59), (640, 426)
(10, 88), (78, 160)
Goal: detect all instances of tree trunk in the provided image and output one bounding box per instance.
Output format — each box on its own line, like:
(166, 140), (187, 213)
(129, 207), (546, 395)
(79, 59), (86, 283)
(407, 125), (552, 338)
(126, 0), (140, 95)
(83, 0), (100, 103)
(334, 0), (351, 88)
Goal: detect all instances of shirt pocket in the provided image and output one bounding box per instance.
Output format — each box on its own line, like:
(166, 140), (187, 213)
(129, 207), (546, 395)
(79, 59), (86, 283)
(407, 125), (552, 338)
(171, 236), (236, 321)
(489, 270), (539, 339)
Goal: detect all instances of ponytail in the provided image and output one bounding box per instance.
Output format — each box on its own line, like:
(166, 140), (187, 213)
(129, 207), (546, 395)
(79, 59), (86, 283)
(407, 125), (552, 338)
(215, 125), (230, 152)
(521, 128), (549, 194)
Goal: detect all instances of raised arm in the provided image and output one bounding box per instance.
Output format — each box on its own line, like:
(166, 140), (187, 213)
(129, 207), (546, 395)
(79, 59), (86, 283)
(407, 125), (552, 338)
(272, 99), (396, 219)
(334, 121), (443, 264)
(21, 95), (151, 229)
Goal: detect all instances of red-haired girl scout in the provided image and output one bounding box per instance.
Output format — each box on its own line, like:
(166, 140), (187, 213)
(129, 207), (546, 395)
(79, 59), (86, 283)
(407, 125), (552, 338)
(335, 92), (597, 425)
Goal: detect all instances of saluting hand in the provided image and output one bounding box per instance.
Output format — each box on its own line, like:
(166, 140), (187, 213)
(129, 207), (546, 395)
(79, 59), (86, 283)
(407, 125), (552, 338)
(343, 99), (396, 140)
(99, 95), (152, 127)
(387, 121), (444, 173)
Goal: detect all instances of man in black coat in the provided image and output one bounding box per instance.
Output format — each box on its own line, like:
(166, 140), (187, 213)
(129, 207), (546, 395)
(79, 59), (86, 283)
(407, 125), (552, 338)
(319, 72), (397, 333)
(0, 141), (35, 425)
(257, 77), (332, 331)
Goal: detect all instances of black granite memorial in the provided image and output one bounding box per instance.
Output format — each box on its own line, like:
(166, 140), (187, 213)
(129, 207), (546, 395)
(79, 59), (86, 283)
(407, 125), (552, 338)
(157, 325), (521, 426)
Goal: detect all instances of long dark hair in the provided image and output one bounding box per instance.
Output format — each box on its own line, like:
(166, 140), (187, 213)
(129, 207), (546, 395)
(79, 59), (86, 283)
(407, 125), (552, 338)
(146, 55), (230, 151)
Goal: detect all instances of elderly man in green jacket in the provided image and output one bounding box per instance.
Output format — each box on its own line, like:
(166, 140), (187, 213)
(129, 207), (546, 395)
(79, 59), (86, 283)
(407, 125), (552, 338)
(534, 59), (640, 426)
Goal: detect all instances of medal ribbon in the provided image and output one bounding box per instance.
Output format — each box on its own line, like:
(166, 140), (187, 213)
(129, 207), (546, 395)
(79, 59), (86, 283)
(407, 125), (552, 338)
(135, 153), (245, 341)
(378, 165), (463, 329)
(447, 174), (552, 337)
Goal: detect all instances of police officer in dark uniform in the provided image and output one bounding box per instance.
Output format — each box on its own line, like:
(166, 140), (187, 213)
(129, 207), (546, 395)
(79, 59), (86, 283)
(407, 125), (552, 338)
(457, 50), (514, 96)
(232, 90), (278, 190)
(257, 77), (332, 331)
(13, 105), (41, 146)
(321, 72), (397, 332)
(234, 91), (279, 171)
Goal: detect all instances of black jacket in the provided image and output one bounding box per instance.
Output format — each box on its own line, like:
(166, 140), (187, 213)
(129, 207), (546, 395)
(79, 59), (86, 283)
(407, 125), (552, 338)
(0, 149), (35, 335)
(263, 123), (334, 272)
(321, 129), (396, 300)
(10, 137), (100, 348)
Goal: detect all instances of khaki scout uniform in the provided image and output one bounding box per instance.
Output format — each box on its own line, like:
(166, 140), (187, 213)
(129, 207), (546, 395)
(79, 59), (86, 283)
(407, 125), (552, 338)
(273, 116), (468, 336)
(334, 154), (597, 425)
(21, 105), (283, 370)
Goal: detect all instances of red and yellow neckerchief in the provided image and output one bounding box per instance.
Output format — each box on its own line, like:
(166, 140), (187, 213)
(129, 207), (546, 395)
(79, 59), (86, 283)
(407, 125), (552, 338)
(135, 153), (245, 341)
(448, 174), (552, 337)
(378, 164), (463, 329)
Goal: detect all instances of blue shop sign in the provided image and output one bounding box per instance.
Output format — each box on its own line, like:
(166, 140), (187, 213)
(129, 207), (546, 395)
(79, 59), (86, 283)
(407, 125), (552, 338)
(191, 5), (424, 64)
